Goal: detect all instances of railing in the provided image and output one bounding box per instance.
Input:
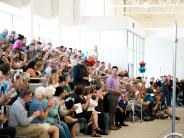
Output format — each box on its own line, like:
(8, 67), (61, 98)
(163, 133), (184, 138)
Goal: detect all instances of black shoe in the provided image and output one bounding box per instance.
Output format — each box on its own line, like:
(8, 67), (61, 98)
(115, 124), (122, 128)
(100, 131), (109, 135)
(149, 117), (155, 121)
(110, 126), (119, 130)
(160, 116), (167, 119)
(104, 130), (109, 135)
(92, 133), (102, 137)
(95, 128), (107, 135)
(143, 117), (152, 121)
(120, 122), (128, 126)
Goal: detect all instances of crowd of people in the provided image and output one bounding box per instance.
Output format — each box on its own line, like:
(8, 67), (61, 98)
(0, 28), (183, 138)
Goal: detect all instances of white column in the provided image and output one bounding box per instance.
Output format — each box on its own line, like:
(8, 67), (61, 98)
(22, 0), (34, 40)
(104, 0), (114, 16)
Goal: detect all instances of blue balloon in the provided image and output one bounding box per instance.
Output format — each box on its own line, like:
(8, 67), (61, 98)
(139, 66), (146, 73)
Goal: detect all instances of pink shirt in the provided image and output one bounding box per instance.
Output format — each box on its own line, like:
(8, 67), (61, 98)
(13, 40), (22, 49)
(106, 75), (120, 92)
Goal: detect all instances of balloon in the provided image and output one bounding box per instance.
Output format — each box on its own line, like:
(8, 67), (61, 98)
(139, 66), (146, 73)
(139, 61), (146, 67)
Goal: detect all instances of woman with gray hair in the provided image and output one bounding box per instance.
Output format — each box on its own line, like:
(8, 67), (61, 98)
(29, 86), (59, 138)
(8, 87), (49, 138)
(42, 85), (72, 138)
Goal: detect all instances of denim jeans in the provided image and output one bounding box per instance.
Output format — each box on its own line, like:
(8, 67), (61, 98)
(54, 121), (72, 138)
(104, 113), (109, 131)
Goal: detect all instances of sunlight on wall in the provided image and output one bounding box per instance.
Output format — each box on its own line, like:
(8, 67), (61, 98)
(80, 0), (104, 16)
(0, 2), (25, 34)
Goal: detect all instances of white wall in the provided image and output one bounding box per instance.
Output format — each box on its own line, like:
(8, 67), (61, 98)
(80, 0), (104, 16)
(77, 29), (128, 70)
(145, 28), (184, 80)
(145, 37), (173, 78)
(0, 0), (22, 8)
(59, 0), (74, 26)
(81, 16), (146, 37)
(33, 0), (53, 19)
(79, 16), (145, 70)
(0, 0), (145, 71)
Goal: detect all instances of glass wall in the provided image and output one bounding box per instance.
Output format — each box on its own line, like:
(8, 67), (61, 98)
(127, 30), (144, 77)
(0, 4), (24, 36)
(0, 11), (12, 31)
(80, 29), (144, 73)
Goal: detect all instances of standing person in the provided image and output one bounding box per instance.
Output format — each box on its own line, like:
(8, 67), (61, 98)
(73, 56), (89, 86)
(167, 75), (173, 106)
(106, 66), (121, 130)
(161, 76), (169, 106)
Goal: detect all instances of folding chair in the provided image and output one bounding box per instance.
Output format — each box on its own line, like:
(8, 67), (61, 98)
(127, 99), (135, 122)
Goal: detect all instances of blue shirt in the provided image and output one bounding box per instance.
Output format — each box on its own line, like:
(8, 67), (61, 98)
(8, 97), (33, 127)
(42, 98), (59, 124)
(0, 33), (8, 41)
(29, 98), (44, 124)
(144, 95), (154, 103)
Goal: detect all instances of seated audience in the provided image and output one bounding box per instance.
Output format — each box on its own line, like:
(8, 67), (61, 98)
(43, 85), (72, 138)
(29, 86), (59, 138)
(8, 88), (49, 138)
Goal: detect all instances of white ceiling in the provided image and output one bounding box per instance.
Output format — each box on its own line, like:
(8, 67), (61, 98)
(113, 0), (184, 27)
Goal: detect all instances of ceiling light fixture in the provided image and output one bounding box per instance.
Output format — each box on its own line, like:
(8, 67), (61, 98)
(132, 0), (140, 6)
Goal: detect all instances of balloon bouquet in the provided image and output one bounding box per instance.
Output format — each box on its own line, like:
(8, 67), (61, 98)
(138, 61), (146, 75)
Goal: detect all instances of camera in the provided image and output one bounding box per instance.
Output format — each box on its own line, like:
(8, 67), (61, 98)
(16, 69), (23, 74)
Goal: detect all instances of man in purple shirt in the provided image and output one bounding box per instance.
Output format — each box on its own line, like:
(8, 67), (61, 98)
(106, 66), (121, 130)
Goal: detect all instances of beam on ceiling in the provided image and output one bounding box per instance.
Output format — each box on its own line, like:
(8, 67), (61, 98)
(113, 4), (184, 8)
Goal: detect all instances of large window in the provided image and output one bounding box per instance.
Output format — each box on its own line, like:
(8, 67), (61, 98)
(0, 11), (12, 31)
(12, 16), (25, 35)
(0, 2), (24, 35)
(127, 30), (144, 77)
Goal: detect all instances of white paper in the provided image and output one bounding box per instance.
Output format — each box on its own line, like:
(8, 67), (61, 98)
(75, 103), (83, 114)
(87, 107), (93, 111)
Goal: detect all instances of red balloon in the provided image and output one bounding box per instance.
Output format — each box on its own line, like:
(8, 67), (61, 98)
(139, 61), (146, 66)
